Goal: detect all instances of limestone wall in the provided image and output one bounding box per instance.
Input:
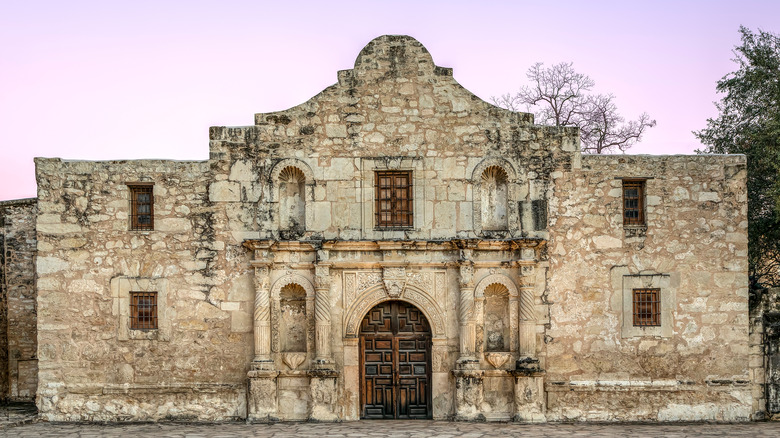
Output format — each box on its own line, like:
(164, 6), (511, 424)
(0, 198), (38, 401)
(545, 154), (751, 421)
(34, 158), (252, 421)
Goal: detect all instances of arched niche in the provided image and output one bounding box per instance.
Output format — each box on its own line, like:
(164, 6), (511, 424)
(279, 283), (307, 353)
(269, 159), (314, 238)
(269, 274), (315, 355)
(471, 158), (518, 236)
(474, 274), (519, 353)
(480, 166), (509, 231)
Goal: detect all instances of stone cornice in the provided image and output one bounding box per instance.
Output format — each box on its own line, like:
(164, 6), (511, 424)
(244, 238), (546, 253)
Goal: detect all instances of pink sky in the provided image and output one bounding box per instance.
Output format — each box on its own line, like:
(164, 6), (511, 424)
(1, 0), (778, 201)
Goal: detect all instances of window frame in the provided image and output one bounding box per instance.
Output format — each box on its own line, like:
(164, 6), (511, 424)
(622, 179), (645, 226)
(374, 170), (414, 229)
(111, 277), (170, 341)
(128, 183), (154, 231)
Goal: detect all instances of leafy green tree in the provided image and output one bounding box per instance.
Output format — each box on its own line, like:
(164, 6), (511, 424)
(695, 26), (780, 289)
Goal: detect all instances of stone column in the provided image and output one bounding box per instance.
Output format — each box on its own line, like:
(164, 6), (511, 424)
(252, 265), (274, 369)
(458, 258), (477, 365)
(453, 250), (483, 420)
(518, 264), (537, 359)
(313, 264), (333, 367)
(247, 257), (279, 422)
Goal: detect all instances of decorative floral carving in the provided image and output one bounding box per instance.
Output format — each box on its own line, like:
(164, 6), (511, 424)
(343, 273), (356, 305)
(356, 272), (382, 293)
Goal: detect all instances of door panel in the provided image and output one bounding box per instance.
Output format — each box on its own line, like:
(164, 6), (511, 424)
(360, 301), (431, 419)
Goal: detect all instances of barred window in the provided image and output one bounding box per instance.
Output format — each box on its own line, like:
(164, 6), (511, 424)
(623, 180), (645, 226)
(375, 171), (413, 228)
(130, 291), (158, 330)
(129, 184), (154, 230)
(633, 288), (660, 327)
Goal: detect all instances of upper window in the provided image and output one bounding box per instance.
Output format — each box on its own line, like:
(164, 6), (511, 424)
(130, 291), (158, 330)
(622, 179), (645, 226)
(632, 288), (660, 327)
(129, 184), (154, 230)
(375, 171), (413, 228)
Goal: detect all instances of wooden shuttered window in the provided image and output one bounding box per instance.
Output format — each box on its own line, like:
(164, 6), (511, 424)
(375, 171), (413, 228)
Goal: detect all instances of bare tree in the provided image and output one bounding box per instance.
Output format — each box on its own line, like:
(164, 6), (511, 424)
(493, 62), (655, 153)
(579, 94), (656, 154)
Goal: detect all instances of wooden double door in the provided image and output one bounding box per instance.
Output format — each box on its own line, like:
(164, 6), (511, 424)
(360, 300), (432, 419)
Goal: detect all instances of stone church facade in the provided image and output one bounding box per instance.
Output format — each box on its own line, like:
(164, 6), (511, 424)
(1, 35), (761, 421)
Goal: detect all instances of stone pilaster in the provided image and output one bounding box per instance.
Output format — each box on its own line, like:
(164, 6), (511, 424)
(314, 264), (333, 368)
(252, 265), (273, 369)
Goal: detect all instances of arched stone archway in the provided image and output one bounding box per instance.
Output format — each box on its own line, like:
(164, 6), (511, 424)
(343, 284), (446, 339)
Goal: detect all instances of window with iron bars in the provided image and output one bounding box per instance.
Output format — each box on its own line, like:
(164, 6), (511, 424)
(623, 179), (645, 226)
(375, 171), (413, 228)
(632, 288), (660, 327)
(130, 291), (158, 330)
(129, 184), (154, 230)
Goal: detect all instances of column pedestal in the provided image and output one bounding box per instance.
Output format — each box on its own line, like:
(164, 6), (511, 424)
(247, 369), (279, 422)
(452, 369), (485, 421)
(510, 369), (546, 422)
(308, 369), (339, 421)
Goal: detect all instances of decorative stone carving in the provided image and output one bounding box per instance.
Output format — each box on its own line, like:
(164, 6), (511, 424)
(282, 352), (306, 370)
(382, 267), (406, 298)
(485, 352), (511, 369)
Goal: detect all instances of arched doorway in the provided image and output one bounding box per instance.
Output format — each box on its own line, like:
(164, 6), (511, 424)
(360, 300), (432, 419)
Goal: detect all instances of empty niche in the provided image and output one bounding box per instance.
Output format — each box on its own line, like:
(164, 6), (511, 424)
(484, 283), (510, 352)
(278, 166), (306, 233)
(481, 166), (508, 231)
(279, 283), (307, 353)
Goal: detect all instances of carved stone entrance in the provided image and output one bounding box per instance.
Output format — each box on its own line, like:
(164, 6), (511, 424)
(360, 301), (431, 419)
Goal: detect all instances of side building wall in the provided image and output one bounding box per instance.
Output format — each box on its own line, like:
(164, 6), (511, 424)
(34, 158), (254, 421)
(545, 154), (751, 421)
(0, 198), (38, 401)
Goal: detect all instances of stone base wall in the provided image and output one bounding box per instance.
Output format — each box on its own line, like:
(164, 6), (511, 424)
(0, 198), (38, 401)
(547, 384), (752, 421)
(37, 384), (246, 422)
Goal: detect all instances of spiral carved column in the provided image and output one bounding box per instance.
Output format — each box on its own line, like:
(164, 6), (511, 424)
(314, 264), (333, 367)
(458, 260), (476, 363)
(519, 264), (537, 358)
(253, 265), (273, 368)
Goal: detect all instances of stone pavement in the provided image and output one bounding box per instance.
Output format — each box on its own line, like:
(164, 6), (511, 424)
(3, 420), (780, 437)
